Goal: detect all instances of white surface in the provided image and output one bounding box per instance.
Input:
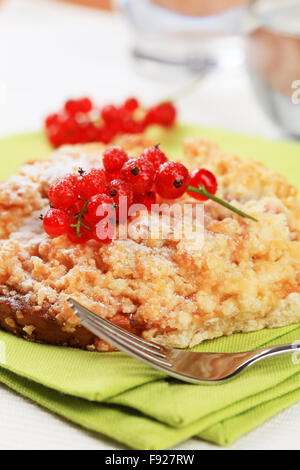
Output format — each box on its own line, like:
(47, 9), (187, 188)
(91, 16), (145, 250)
(0, 0), (298, 451)
(0, 0), (283, 139)
(1, 380), (300, 450)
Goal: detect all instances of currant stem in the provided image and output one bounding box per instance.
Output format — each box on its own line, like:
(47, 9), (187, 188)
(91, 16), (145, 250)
(68, 199), (91, 237)
(187, 185), (258, 222)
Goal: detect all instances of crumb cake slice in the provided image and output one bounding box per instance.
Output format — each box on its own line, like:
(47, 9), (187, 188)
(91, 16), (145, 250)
(0, 135), (299, 351)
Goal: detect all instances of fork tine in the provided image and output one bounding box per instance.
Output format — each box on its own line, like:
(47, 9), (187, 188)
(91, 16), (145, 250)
(78, 312), (168, 361)
(75, 312), (173, 369)
(68, 298), (172, 367)
(68, 298), (162, 352)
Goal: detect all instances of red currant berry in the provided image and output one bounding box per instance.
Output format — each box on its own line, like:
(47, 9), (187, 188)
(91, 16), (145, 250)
(133, 191), (156, 211)
(46, 125), (63, 148)
(106, 119), (122, 136)
(123, 97), (139, 113)
(85, 193), (115, 226)
(106, 179), (133, 205)
(155, 161), (190, 199)
(103, 146), (128, 174)
(145, 102), (176, 127)
(66, 198), (86, 219)
(187, 169), (218, 201)
(64, 99), (80, 116)
(144, 106), (158, 126)
(105, 170), (120, 182)
(121, 114), (145, 134)
(59, 115), (82, 145)
(98, 125), (116, 144)
(78, 97), (93, 113)
(79, 122), (99, 143)
(65, 98), (92, 116)
(77, 168), (106, 198)
(101, 104), (120, 124)
(155, 102), (176, 127)
(120, 109), (145, 134)
(67, 226), (91, 244)
(120, 157), (155, 195)
(64, 172), (80, 187)
(49, 176), (78, 210)
(43, 208), (69, 238)
(45, 113), (59, 128)
(140, 145), (168, 171)
(106, 179), (133, 221)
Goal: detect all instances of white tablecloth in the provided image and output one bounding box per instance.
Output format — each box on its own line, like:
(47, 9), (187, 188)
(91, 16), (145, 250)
(0, 0), (299, 450)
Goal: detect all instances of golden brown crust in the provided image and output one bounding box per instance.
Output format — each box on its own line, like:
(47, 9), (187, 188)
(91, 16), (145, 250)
(0, 135), (300, 351)
(0, 293), (100, 348)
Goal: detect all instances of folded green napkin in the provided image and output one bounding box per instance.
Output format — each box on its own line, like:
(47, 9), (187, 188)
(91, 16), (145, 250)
(0, 125), (300, 450)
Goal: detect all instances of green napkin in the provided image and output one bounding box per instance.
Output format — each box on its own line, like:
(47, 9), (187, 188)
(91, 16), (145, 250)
(0, 125), (300, 450)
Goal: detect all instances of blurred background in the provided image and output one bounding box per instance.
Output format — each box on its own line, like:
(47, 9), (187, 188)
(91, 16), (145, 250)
(0, 0), (299, 139)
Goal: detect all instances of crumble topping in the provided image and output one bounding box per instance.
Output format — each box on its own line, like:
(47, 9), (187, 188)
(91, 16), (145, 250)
(0, 136), (299, 350)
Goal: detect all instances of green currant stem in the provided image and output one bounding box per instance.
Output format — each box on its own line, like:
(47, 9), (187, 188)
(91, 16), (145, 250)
(187, 185), (258, 222)
(69, 199), (91, 237)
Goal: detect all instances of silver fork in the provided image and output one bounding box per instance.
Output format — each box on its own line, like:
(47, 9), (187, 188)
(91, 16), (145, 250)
(68, 298), (300, 384)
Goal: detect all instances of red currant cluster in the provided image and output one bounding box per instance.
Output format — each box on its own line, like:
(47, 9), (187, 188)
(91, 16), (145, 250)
(42, 145), (257, 245)
(44, 97), (176, 148)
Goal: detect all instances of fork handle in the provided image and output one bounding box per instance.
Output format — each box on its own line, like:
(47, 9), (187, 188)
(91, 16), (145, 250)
(166, 342), (300, 383)
(246, 343), (300, 366)
(224, 342), (300, 381)
(199, 343), (300, 382)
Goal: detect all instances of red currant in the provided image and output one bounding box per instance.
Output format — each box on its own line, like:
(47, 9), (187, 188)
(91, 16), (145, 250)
(46, 125), (63, 148)
(106, 179), (133, 204)
(105, 170), (120, 182)
(155, 102), (176, 127)
(64, 99), (80, 116)
(123, 97), (139, 113)
(101, 104), (120, 125)
(78, 97), (93, 113)
(66, 198), (86, 219)
(121, 114), (145, 134)
(145, 102), (176, 127)
(58, 115), (82, 145)
(106, 120), (122, 137)
(85, 193), (115, 226)
(45, 113), (59, 128)
(49, 175), (78, 210)
(80, 122), (99, 143)
(77, 168), (106, 198)
(65, 97), (92, 116)
(67, 226), (91, 244)
(64, 172), (80, 186)
(98, 125), (116, 144)
(43, 208), (69, 238)
(103, 146), (128, 174)
(120, 157), (155, 195)
(155, 161), (190, 199)
(144, 106), (157, 126)
(140, 145), (168, 171)
(187, 169), (218, 201)
(133, 191), (156, 211)
(106, 179), (133, 222)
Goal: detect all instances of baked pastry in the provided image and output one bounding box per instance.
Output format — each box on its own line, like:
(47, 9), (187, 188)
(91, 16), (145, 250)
(0, 136), (299, 351)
